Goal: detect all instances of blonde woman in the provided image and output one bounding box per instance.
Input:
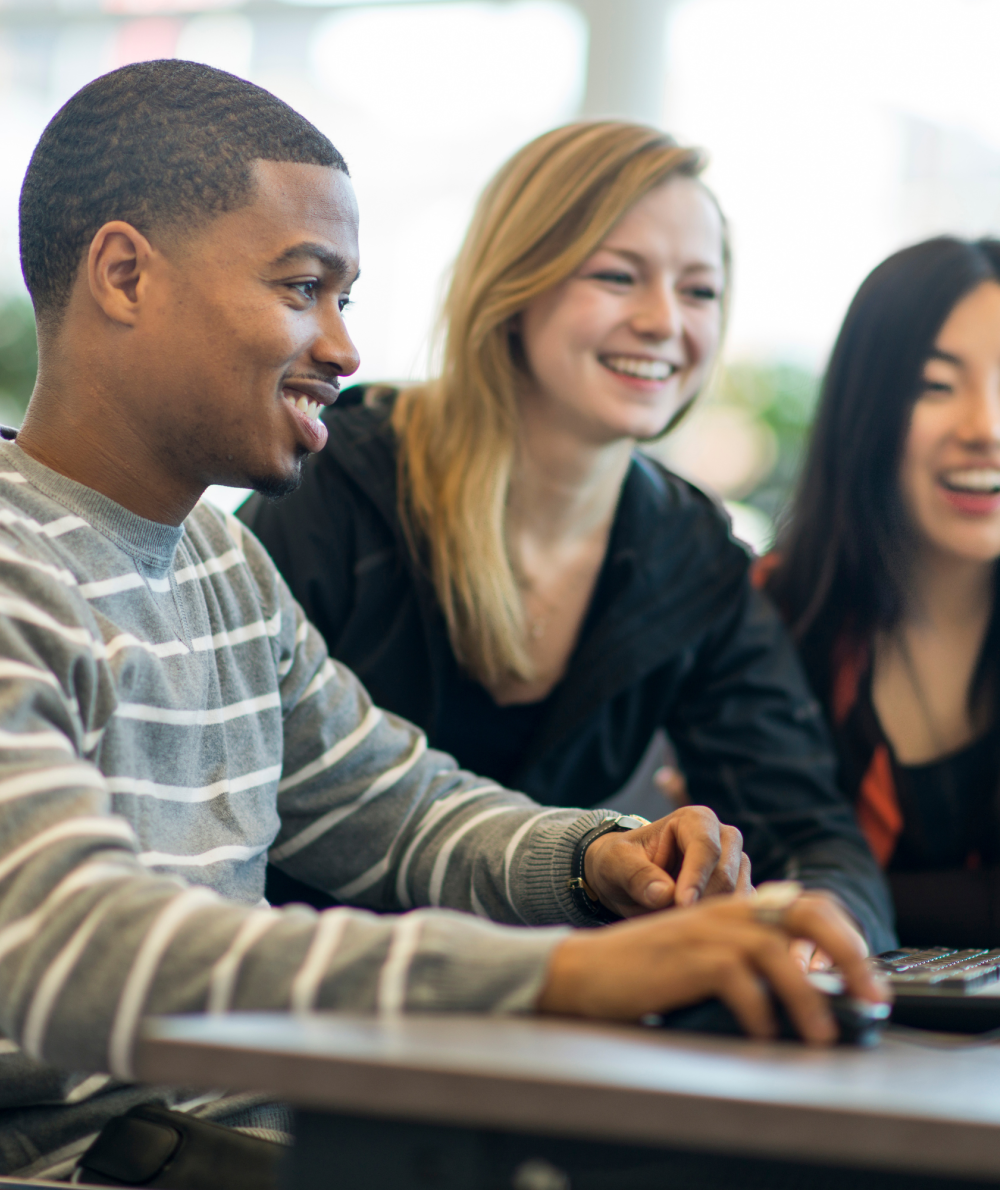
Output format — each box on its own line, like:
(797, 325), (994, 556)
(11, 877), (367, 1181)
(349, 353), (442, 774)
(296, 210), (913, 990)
(241, 121), (894, 953)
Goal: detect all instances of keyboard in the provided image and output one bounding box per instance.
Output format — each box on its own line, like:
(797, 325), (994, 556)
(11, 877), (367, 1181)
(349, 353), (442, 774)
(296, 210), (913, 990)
(876, 948), (1000, 1033)
(876, 947), (1000, 990)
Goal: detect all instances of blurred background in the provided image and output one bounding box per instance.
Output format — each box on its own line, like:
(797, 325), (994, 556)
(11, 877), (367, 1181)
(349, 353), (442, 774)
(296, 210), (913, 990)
(1, 0), (999, 549)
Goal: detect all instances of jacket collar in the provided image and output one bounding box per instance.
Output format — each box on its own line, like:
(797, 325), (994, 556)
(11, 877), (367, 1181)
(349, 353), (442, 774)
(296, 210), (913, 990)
(324, 386), (750, 765)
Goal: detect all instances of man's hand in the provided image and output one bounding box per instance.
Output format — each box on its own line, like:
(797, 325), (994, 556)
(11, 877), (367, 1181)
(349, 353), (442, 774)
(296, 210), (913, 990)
(537, 891), (887, 1044)
(584, 806), (751, 917)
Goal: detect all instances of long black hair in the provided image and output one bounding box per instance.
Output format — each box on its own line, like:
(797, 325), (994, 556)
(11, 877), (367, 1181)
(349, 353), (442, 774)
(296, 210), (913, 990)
(767, 236), (1000, 708)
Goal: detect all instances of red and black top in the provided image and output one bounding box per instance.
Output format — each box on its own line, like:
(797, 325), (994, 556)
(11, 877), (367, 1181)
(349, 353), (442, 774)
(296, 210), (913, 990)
(754, 558), (1000, 946)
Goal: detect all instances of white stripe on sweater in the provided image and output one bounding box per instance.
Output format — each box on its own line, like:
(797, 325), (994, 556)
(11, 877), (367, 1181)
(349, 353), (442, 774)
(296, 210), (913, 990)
(207, 911), (282, 1014)
(0, 542), (76, 585)
(300, 658), (336, 703)
(191, 610), (281, 653)
(277, 703), (382, 795)
(0, 763), (106, 806)
(377, 913), (424, 1017)
(64, 1073), (113, 1104)
(108, 887), (219, 1079)
(394, 785), (500, 908)
(290, 908), (351, 1012)
(271, 734), (426, 863)
(429, 806), (519, 906)
(332, 855), (389, 901)
(0, 860), (136, 965)
(0, 471), (26, 483)
(0, 659), (61, 690)
(107, 764), (282, 804)
(0, 817), (137, 887)
(22, 894), (120, 1060)
(175, 548), (243, 586)
(78, 573), (145, 600)
(103, 632), (190, 660)
(0, 595), (187, 662)
(0, 728), (73, 753)
(0, 509), (87, 538)
(503, 809), (564, 922)
(115, 691), (280, 727)
(0, 594), (95, 649)
(139, 842), (270, 868)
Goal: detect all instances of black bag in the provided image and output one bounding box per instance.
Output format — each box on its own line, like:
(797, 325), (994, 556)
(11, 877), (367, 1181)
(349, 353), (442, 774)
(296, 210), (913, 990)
(77, 1103), (286, 1189)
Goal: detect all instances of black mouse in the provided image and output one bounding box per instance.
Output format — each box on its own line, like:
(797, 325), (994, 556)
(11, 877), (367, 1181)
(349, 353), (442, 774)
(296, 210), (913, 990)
(646, 972), (890, 1046)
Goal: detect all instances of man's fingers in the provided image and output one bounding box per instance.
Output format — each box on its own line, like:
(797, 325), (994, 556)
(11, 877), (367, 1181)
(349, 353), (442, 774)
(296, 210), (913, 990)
(736, 852), (752, 894)
(672, 814), (726, 907)
(700, 826), (746, 898)
(788, 937), (816, 972)
(713, 956), (778, 1039)
(626, 860), (676, 911)
(750, 928), (837, 1044)
(784, 894), (884, 1004)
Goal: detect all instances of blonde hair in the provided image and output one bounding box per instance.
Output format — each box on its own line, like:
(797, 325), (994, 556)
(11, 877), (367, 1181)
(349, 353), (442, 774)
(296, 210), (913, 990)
(392, 121), (723, 687)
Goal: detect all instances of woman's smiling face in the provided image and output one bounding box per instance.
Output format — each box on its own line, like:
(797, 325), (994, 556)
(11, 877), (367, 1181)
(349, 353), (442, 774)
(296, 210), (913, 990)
(516, 176), (726, 445)
(901, 280), (1000, 565)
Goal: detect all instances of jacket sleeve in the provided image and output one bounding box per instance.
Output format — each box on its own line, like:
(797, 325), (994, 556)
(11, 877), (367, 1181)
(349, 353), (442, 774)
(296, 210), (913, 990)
(0, 532), (607, 1085)
(668, 581), (897, 953)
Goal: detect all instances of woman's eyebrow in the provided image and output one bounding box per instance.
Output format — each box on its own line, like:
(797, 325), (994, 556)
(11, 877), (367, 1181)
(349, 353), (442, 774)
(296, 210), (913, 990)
(926, 348), (963, 366)
(594, 246), (721, 273)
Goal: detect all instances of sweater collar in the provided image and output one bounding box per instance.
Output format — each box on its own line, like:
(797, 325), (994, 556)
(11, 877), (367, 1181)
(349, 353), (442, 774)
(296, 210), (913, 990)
(0, 439), (185, 572)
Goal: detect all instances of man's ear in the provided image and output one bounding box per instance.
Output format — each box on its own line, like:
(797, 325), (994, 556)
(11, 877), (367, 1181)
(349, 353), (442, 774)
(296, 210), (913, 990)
(86, 220), (157, 327)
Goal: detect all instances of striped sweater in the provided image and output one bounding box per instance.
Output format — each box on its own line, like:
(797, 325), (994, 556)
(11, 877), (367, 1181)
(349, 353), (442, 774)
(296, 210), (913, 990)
(0, 439), (605, 1174)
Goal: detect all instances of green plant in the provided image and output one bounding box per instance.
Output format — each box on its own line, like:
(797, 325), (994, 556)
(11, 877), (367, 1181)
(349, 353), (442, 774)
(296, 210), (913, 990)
(716, 361), (819, 527)
(0, 295), (37, 429)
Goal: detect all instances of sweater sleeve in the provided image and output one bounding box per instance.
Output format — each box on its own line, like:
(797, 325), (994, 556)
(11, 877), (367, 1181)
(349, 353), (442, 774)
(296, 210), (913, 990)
(669, 581), (897, 953)
(0, 531), (605, 1086)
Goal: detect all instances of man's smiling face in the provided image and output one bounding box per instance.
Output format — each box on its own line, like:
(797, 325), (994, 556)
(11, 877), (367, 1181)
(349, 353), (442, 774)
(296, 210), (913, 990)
(134, 159), (360, 498)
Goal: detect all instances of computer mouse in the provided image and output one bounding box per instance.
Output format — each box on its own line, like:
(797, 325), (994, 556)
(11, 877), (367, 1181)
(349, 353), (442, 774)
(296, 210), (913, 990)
(645, 972), (890, 1046)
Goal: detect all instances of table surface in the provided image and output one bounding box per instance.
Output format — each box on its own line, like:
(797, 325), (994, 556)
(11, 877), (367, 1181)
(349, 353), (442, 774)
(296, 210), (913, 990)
(137, 1013), (1000, 1180)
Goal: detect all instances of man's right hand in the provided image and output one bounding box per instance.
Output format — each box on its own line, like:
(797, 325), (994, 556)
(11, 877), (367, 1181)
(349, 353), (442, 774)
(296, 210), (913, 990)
(536, 891), (887, 1044)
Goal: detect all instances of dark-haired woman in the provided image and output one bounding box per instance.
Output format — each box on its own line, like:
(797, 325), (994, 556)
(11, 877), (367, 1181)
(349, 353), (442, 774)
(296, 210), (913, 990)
(765, 236), (1000, 947)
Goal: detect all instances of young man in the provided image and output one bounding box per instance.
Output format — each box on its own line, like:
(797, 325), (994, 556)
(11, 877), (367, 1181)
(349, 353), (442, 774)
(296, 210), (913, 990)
(0, 60), (882, 1182)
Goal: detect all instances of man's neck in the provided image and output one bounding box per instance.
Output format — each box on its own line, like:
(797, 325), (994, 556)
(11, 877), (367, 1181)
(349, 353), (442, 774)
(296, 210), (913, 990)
(16, 374), (203, 527)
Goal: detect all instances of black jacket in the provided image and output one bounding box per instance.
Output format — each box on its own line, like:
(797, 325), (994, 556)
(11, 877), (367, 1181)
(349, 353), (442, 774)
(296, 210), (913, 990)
(241, 388), (896, 950)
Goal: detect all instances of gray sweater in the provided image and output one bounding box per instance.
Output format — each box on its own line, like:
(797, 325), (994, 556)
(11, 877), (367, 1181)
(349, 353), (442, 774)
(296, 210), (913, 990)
(0, 441), (605, 1175)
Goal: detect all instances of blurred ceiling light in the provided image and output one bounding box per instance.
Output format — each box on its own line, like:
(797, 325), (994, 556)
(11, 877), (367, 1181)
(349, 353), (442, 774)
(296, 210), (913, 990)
(176, 12), (253, 75)
(101, 0), (242, 14)
(112, 16), (181, 65)
(309, 1), (586, 138)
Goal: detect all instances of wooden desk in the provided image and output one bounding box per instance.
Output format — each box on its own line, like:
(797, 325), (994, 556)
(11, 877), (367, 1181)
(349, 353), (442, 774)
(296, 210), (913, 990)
(137, 1014), (1000, 1189)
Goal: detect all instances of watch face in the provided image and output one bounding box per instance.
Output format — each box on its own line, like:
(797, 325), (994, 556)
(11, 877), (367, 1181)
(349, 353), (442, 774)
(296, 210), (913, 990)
(615, 815), (647, 831)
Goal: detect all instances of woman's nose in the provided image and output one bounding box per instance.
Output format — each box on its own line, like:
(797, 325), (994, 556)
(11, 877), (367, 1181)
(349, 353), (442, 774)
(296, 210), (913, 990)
(632, 284), (681, 341)
(958, 377), (1000, 445)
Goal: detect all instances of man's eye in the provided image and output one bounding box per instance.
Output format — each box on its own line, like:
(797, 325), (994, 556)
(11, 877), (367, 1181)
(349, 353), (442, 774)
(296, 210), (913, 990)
(290, 280), (320, 300)
(339, 297), (354, 313)
(684, 286), (720, 301)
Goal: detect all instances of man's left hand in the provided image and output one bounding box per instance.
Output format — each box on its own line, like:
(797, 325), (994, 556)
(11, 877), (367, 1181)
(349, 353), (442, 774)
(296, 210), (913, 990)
(584, 806), (751, 918)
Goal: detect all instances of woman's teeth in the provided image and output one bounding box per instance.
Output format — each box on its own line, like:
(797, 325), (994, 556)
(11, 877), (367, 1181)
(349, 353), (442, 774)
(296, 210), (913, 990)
(941, 469), (1000, 493)
(284, 393), (322, 421)
(601, 355), (674, 381)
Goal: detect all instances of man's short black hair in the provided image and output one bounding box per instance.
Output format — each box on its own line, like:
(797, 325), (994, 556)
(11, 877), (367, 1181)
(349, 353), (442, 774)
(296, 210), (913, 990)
(19, 59), (347, 324)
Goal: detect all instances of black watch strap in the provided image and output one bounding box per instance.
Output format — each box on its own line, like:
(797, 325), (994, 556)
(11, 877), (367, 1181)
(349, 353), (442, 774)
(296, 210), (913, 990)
(566, 814), (648, 925)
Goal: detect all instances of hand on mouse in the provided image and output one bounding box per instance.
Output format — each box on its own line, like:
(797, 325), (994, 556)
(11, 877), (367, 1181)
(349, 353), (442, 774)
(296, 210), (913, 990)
(583, 805), (751, 917)
(536, 890), (887, 1044)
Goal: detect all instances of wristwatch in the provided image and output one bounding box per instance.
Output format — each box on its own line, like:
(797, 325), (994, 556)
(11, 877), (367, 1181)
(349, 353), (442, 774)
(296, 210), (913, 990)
(566, 813), (650, 924)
